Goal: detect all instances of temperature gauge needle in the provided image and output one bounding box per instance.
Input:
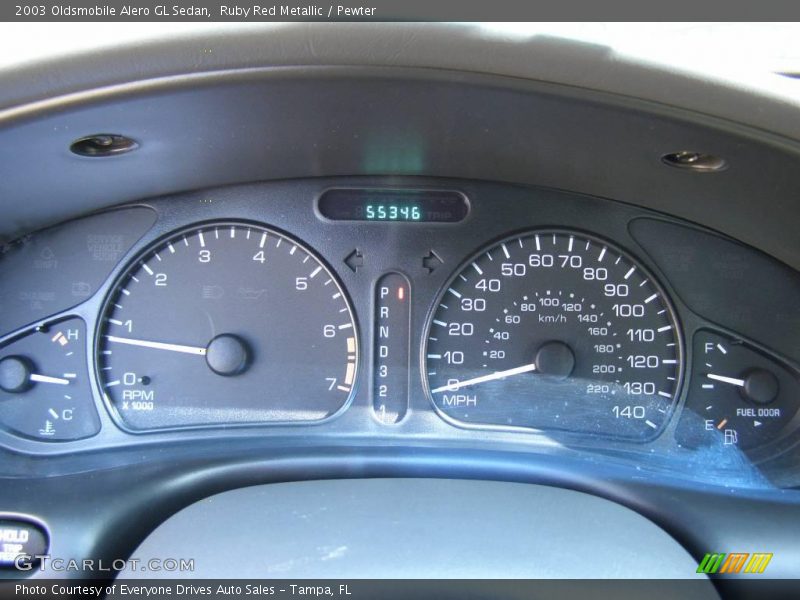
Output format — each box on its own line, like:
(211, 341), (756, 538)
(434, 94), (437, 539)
(431, 362), (537, 393)
(29, 373), (70, 385)
(706, 373), (746, 387)
(106, 335), (207, 356)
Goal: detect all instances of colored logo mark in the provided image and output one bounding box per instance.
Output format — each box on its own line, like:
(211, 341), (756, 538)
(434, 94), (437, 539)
(697, 552), (772, 574)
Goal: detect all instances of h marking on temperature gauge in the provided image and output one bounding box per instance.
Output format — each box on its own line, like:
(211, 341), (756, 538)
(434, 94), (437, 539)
(373, 273), (411, 424)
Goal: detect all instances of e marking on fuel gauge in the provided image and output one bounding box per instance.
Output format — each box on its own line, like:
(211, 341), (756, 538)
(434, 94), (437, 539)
(676, 331), (800, 451)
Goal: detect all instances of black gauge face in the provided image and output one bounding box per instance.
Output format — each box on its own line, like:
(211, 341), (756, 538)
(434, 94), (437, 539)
(423, 231), (683, 440)
(97, 222), (358, 430)
(0, 318), (99, 441)
(676, 330), (800, 451)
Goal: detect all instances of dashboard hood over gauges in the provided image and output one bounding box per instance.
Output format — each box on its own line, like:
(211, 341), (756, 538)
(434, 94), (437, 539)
(1, 23), (800, 271)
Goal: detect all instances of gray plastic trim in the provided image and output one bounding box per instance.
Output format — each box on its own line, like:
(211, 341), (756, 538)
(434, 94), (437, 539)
(118, 478), (716, 583)
(2, 24), (800, 139)
(2, 25), (800, 272)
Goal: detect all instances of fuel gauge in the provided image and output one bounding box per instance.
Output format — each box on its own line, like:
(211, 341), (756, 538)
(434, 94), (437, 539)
(676, 330), (800, 451)
(0, 318), (100, 441)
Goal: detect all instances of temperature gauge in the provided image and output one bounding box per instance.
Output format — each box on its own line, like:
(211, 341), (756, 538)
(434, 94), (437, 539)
(372, 273), (410, 424)
(676, 330), (800, 451)
(0, 318), (100, 441)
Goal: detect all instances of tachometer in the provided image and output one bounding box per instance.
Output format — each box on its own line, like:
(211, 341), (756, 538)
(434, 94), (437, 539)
(422, 230), (683, 440)
(97, 222), (358, 430)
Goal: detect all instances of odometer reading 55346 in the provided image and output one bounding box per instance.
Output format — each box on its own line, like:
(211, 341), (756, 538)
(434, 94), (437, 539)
(423, 231), (683, 440)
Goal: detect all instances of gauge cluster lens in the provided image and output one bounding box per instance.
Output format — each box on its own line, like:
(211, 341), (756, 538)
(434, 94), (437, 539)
(97, 222), (358, 430)
(423, 231), (683, 440)
(676, 330), (800, 451)
(0, 318), (99, 441)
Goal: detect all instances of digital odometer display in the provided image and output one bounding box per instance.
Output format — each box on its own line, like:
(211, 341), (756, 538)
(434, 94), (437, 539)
(423, 230), (683, 440)
(318, 188), (469, 223)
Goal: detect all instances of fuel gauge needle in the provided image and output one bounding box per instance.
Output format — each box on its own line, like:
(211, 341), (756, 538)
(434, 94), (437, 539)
(431, 362), (537, 393)
(29, 373), (70, 385)
(106, 335), (207, 356)
(706, 373), (746, 387)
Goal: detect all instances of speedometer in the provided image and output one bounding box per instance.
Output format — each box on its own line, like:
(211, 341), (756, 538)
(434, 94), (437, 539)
(422, 230), (683, 440)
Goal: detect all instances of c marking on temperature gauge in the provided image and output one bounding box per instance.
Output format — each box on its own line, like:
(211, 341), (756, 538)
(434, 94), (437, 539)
(0, 318), (100, 441)
(373, 273), (411, 424)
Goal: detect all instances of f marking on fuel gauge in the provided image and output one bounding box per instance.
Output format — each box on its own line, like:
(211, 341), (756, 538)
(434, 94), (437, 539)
(373, 273), (411, 424)
(676, 330), (800, 451)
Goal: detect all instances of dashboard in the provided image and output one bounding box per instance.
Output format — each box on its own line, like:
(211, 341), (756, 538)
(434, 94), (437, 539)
(1, 22), (800, 595)
(2, 176), (800, 488)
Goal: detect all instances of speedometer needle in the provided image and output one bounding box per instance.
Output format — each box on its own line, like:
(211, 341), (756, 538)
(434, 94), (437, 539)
(706, 373), (746, 387)
(431, 363), (537, 393)
(106, 335), (207, 356)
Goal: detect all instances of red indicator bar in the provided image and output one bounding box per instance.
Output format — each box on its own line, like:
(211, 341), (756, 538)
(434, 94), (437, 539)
(373, 273), (411, 425)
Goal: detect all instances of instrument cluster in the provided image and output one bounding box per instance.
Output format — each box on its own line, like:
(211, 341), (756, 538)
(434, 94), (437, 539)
(1, 178), (799, 484)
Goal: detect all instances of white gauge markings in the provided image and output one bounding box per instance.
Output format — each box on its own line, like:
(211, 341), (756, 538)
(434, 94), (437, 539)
(424, 230), (682, 440)
(97, 223), (359, 430)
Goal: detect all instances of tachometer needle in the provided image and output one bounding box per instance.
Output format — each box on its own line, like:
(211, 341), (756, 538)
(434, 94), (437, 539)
(106, 335), (207, 356)
(431, 362), (537, 393)
(29, 373), (70, 385)
(706, 373), (746, 387)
